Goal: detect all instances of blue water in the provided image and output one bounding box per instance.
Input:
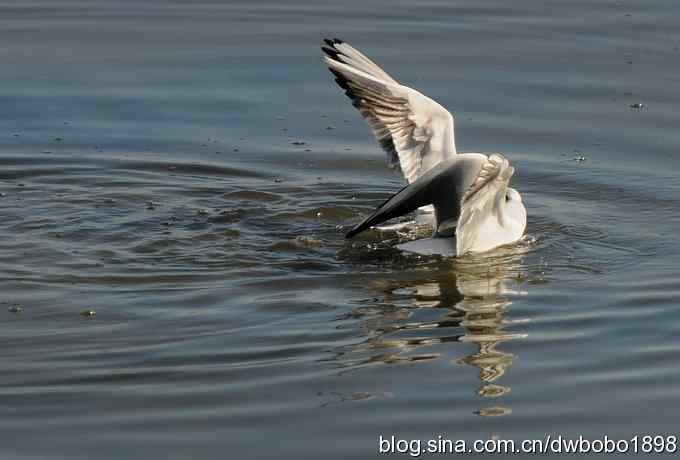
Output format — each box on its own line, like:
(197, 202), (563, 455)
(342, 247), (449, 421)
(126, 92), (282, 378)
(1, 1), (679, 458)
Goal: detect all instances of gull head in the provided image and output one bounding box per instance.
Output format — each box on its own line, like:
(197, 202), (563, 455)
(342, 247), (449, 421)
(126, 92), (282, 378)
(506, 187), (522, 203)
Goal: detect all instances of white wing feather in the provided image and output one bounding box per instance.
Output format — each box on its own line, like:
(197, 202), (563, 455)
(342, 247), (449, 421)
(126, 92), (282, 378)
(323, 40), (457, 183)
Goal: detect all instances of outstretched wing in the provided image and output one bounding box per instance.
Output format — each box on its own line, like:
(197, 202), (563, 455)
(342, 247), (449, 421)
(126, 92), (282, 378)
(322, 38), (457, 183)
(456, 154), (514, 255)
(345, 154), (487, 239)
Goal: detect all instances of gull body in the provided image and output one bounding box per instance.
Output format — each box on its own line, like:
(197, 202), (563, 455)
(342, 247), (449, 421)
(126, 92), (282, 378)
(322, 39), (527, 256)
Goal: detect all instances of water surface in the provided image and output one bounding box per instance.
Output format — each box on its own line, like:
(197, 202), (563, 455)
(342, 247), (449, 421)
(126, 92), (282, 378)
(1, 1), (680, 458)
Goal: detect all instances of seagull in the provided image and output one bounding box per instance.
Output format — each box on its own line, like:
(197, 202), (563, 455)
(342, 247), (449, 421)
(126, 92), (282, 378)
(322, 38), (527, 257)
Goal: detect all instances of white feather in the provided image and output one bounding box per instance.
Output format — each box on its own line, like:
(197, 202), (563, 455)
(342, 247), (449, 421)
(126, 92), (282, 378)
(323, 48), (457, 184)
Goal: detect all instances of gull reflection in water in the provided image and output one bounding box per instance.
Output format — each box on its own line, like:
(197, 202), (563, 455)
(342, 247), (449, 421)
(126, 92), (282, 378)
(336, 252), (531, 417)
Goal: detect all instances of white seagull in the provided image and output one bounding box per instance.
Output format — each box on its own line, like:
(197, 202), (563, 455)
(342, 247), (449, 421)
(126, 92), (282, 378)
(322, 38), (527, 257)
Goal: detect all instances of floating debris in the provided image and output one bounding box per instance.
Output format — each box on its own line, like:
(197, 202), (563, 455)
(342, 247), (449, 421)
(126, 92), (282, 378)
(291, 141), (306, 146)
(11, 133), (20, 137)
(146, 201), (157, 210)
(325, 125), (335, 130)
(54, 137), (62, 142)
(304, 148), (312, 152)
(42, 150), (52, 154)
(80, 309), (96, 318)
(8, 305), (23, 313)
(629, 102), (644, 109)
(233, 148), (239, 152)
(574, 155), (587, 163)
(273, 177), (283, 183)
(475, 406), (512, 417)
(294, 235), (322, 248)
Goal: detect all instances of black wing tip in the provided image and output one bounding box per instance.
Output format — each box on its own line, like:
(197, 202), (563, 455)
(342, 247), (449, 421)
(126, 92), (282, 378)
(345, 215), (375, 239)
(323, 37), (343, 45)
(321, 38), (346, 61)
(327, 67), (342, 77)
(345, 214), (370, 239)
(345, 226), (361, 239)
(321, 46), (339, 60)
(327, 68), (350, 90)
